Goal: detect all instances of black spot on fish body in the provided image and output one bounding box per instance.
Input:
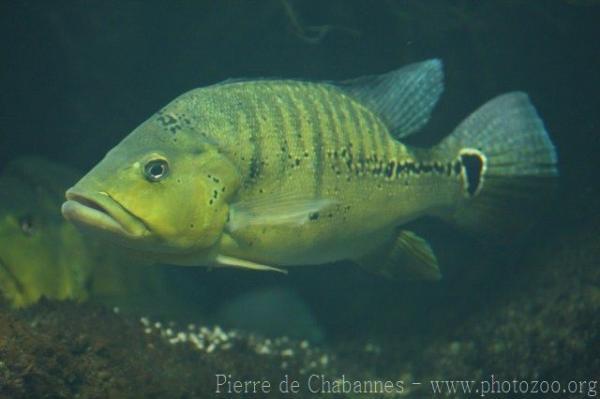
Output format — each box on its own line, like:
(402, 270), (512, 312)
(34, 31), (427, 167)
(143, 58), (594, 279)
(157, 113), (177, 126)
(345, 158), (353, 172)
(433, 162), (445, 174)
(384, 160), (396, 178)
(309, 212), (319, 221)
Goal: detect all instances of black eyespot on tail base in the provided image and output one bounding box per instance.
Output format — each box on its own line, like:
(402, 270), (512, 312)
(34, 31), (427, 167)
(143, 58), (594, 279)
(460, 149), (485, 197)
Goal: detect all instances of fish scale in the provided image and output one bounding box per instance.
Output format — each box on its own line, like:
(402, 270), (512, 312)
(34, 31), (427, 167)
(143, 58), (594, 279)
(215, 81), (413, 199)
(209, 80), (460, 265)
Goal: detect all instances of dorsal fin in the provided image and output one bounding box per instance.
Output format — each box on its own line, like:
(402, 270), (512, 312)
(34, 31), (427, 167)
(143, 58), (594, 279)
(336, 59), (444, 139)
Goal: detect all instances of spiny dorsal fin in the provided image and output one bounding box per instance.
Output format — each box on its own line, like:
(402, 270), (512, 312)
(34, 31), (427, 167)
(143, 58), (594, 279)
(336, 59), (444, 139)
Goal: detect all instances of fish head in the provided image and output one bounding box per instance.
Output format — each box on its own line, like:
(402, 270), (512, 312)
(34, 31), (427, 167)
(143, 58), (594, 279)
(0, 178), (44, 306)
(62, 125), (240, 256)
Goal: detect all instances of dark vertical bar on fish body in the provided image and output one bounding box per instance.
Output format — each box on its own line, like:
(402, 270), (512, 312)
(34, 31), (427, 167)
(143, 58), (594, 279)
(232, 92), (253, 184)
(272, 88), (290, 178)
(244, 89), (262, 183)
(355, 106), (370, 175)
(294, 85), (319, 196)
(321, 86), (343, 174)
(317, 86), (339, 182)
(347, 100), (366, 173)
(306, 89), (324, 196)
(337, 95), (357, 176)
(363, 108), (382, 174)
(286, 84), (308, 174)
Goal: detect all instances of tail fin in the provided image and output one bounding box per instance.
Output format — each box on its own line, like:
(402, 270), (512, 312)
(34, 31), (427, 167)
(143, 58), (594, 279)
(436, 92), (558, 237)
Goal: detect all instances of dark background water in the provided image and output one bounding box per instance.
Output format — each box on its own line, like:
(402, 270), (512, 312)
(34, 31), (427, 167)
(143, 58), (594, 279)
(1, 0), (599, 340)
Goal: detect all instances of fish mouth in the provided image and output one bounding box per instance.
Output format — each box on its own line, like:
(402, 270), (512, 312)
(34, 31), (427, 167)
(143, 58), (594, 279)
(62, 189), (150, 240)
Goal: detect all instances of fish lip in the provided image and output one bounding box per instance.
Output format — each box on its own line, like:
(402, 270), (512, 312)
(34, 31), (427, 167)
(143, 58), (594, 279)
(62, 189), (150, 240)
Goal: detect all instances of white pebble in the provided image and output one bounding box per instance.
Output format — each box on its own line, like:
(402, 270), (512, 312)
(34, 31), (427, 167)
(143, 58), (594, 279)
(320, 355), (329, 366)
(177, 332), (187, 342)
(281, 349), (294, 357)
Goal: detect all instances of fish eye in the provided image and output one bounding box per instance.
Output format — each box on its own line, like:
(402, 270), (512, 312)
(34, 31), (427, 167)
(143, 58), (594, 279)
(19, 215), (35, 236)
(144, 159), (169, 182)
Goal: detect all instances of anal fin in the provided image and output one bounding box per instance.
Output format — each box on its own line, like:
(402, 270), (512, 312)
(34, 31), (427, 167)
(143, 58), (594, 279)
(357, 230), (441, 280)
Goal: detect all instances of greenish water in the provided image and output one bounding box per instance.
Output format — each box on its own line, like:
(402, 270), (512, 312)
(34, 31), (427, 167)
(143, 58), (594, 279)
(0, 1), (598, 398)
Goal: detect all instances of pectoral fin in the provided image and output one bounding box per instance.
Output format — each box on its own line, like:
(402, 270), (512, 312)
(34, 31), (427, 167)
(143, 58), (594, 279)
(357, 230), (441, 280)
(227, 192), (337, 232)
(215, 255), (288, 274)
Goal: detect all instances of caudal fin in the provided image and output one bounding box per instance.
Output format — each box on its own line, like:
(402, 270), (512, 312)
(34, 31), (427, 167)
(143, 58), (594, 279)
(437, 92), (558, 237)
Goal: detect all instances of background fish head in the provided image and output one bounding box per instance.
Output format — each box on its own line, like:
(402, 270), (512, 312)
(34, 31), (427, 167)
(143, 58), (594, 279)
(0, 176), (91, 307)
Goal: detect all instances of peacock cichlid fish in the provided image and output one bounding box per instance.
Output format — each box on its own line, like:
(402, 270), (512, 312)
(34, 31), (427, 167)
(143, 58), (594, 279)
(62, 59), (558, 279)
